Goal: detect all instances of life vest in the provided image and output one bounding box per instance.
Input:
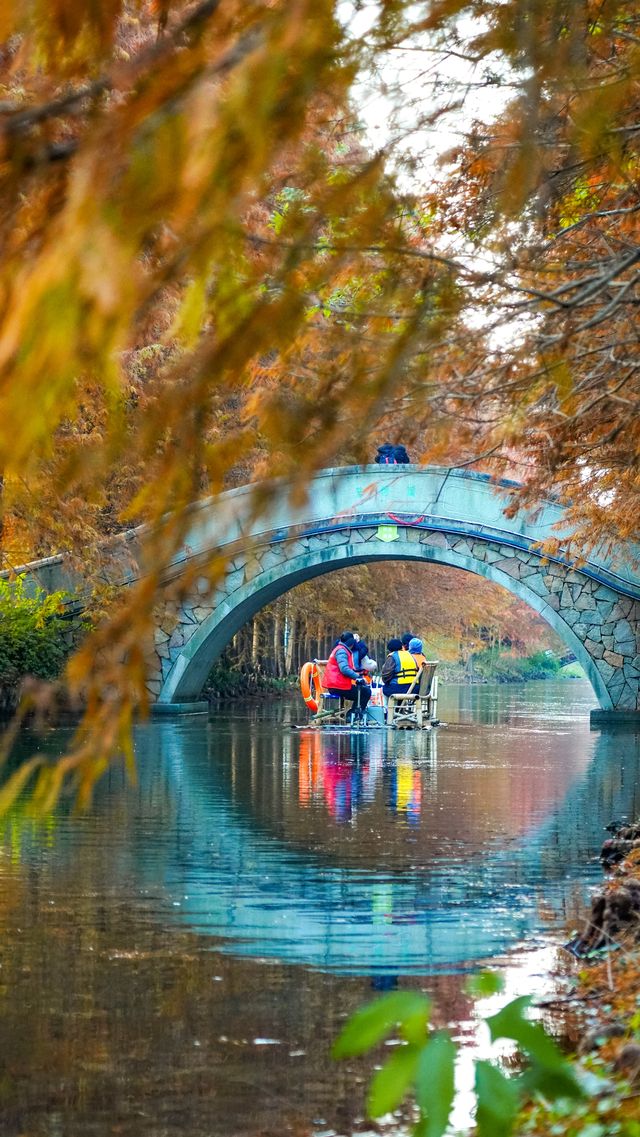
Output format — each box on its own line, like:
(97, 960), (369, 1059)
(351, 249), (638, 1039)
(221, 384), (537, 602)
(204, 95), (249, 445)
(411, 652), (427, 669)
(323, 644), (356, 690)
(392, 649), (419, 686)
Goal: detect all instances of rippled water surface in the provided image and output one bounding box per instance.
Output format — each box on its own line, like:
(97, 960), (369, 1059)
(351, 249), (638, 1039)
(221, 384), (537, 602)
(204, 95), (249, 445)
(2, 680), (640, 1136)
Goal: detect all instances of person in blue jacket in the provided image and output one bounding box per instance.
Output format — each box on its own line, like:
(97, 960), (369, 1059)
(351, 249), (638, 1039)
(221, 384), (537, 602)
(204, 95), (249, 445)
(375, 442), (410, 464)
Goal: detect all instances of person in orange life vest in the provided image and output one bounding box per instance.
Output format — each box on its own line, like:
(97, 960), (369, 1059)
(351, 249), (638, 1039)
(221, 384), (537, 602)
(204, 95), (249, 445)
(381, 637), (419, 697)
(324, 631), (371, 720)
(408, 637), (427, 669)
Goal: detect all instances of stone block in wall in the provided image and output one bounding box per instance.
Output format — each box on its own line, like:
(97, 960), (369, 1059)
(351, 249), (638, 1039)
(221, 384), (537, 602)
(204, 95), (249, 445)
(451, 539), (474, 558)
(573, 623), (589, 641)
(561, 585), (573, 608)
(223, 568), (244, 593)
(585, 637), (604, 659)
(614, 619), (634, 645)
(420, 531), (449, 548)
(192, 605), (213, 623)
(168, 628), (185, 649)
(612, 597), (634, 619)
(259, 548), (288, 572)
(578, 609), (605, 626)
(526, 573), (551, 597)
(596, 658), (616, 682)
(157, 641), (171, 659)
(544, 575), (563, 593)
(146, 680), (162, 696)
(563, 608), (580, 626)
(481, 547), (503, 562)
(546, 593), (560, 611)
(519, 564), (540, 578)
(493, 558), (521, 577)
(575, 593), (597, 611)
(404, 527), (421, 542)
(154, 627), (170, 644)
(604, 649), (624, 668)
(615, 640), (636, 657)
(565, 569), (585, 585)
(615, 683), (639, 709)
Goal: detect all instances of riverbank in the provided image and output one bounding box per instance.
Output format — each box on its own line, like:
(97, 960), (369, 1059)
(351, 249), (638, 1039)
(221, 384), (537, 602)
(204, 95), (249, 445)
(204, 652), (585, 700)
(518, 822), (640, 1136)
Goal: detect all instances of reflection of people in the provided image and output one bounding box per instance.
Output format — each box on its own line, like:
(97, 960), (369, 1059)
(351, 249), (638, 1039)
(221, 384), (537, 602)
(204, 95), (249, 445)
(371, 974), (398, 991)
(324, 631), (371, 722)
(323, 744), (368, 822)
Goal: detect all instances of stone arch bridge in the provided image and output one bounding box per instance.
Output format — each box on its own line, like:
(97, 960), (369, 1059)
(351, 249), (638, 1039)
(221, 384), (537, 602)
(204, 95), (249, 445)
(135, 466), (640, 722)
(19, 465), (640, 721)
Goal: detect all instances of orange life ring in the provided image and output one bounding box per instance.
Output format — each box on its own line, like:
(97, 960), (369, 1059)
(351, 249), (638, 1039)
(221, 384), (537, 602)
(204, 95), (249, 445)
(300, 661), (320, 713)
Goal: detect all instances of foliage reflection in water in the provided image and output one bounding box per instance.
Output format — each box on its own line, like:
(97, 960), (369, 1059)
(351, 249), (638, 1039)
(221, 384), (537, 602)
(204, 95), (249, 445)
(1, 680), (639, 1136)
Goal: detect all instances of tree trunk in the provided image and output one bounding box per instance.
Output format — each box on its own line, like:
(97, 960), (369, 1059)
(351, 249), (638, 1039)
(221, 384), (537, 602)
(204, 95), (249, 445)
(285, 614), (296, 675)
(274, 605), (283, 677)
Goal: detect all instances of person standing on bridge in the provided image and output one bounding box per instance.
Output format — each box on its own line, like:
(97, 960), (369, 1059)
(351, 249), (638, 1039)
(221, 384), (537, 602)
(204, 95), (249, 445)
(374, 442), (410, 465)
(323, 632), (371, 723)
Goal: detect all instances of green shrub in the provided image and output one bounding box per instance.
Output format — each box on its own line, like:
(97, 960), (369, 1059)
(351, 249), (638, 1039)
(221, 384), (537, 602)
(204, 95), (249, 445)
(0, 575), (82, 684)
(470, 649), (562, 682)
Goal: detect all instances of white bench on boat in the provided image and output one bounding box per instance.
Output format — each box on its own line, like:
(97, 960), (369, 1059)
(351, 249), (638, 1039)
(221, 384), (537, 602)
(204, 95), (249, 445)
(387, 661), (439, 729)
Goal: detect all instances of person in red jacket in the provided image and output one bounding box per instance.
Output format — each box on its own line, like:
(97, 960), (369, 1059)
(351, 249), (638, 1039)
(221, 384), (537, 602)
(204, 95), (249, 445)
(323, 631), (371, 723)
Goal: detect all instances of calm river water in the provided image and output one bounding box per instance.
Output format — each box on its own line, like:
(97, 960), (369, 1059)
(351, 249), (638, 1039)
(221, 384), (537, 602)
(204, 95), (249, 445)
(1, 680), (640, 1136)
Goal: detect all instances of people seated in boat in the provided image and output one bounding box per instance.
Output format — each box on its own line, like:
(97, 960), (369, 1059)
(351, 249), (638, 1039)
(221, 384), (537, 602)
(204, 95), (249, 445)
(323, 632), (372, 721)
(352, 634), (378, 674)
(381, 637), (419, 697)
(408, 637), (427, 669)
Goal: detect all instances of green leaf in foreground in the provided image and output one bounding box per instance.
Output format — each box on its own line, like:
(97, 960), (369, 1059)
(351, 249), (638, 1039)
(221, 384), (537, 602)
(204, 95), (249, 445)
(465, 970), (505, 999)
(475, 1059), (520, 1137)
(367, 1045), (419, 1116)
(415, 1030), (456, 1137)
(332, 992), (431, 1058)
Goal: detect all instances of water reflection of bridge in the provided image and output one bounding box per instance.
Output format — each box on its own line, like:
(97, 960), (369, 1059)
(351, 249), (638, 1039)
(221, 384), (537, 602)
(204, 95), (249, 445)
(122, 715), (640, 976)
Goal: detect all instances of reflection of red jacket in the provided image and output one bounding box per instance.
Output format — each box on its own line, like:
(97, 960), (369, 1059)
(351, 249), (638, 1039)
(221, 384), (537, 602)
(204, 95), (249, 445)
(324, 644), (356, 690)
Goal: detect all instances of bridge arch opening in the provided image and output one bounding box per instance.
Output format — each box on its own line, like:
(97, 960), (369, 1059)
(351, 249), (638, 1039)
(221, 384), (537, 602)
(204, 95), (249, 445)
(158, 537), (609, 708)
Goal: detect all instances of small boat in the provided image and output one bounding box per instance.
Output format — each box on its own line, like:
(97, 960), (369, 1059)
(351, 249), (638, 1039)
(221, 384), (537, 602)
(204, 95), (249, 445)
(298, 658), (440, 730)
